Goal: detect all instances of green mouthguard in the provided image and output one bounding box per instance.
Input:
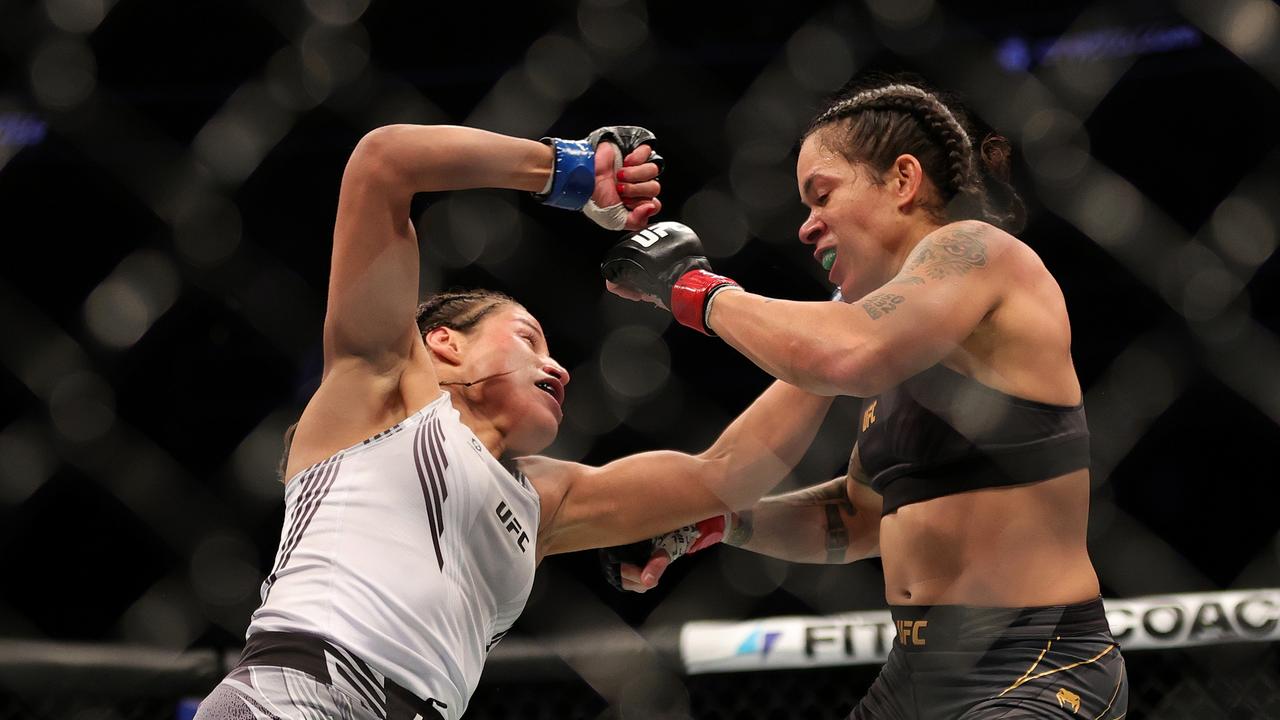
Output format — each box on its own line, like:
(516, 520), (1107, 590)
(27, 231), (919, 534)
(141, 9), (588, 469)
(821, 249), (837, 271)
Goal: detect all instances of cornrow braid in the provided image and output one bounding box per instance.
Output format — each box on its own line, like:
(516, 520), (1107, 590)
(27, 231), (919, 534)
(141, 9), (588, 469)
(416, 288), (516, 336)
(804, 76), (1025, 231)
(274, 290), (516, 484)
(808, 83), (975, 198)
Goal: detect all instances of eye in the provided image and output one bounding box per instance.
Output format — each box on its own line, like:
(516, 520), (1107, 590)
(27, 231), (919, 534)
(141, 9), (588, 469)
(520, 333), (537, 348)
(817, 193), (830, 207)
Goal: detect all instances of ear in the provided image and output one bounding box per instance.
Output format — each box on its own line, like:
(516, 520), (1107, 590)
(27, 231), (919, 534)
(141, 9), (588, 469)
(424, 326), (466, 367)
(888, 154), (926, 212)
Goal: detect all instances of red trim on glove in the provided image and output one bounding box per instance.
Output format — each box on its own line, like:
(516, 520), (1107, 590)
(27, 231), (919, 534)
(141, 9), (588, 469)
(671, 269), (740, 335)
(689, 515), (727, 553)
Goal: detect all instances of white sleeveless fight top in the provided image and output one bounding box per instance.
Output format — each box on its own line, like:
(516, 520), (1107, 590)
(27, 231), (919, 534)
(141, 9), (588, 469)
(248, 391), (540, 718)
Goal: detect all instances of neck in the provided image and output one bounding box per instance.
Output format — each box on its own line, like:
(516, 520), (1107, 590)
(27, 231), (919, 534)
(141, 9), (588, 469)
(890, 216), (946, 274)
(442, 385), (508, 459)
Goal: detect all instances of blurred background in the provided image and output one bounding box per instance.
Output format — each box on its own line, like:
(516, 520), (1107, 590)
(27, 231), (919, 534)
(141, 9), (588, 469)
(2, 0), (1279, 717)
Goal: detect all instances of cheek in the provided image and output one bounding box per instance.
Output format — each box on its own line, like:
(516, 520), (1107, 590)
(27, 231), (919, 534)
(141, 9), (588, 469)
(484, 339), (526, 368)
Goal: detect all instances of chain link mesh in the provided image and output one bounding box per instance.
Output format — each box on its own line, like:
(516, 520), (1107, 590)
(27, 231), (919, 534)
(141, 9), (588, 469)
(2, 0), (1278, 717)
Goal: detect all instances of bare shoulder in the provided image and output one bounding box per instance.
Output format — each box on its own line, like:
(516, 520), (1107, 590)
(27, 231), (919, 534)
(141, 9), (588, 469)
(518, 455), (588, 502)
(518, 454), (585, 480)
(953, 225), (1078, 402)
(933, 221), (1066, 298)
(519, 455), (593, 556)
(284, 347), (432, 482)
(903, 220), (1022, 279)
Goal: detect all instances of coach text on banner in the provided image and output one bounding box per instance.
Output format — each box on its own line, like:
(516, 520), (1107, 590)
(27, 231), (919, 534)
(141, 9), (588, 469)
(679, 589), (1280, 674)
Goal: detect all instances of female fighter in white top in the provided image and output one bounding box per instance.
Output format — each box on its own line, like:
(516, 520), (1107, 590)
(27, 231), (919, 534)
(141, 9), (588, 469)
(194, 124), (834, 720)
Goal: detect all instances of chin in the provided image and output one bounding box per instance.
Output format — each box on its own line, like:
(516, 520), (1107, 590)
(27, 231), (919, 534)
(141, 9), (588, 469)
(839, 279), (865, 302)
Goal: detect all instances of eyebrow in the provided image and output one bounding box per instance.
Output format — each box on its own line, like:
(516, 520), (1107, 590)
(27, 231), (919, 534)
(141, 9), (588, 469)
(802, 174), (829, 204)
(513, 317), (545, 341)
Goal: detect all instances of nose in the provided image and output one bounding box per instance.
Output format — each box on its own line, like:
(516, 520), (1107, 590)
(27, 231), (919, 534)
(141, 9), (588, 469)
(545, 360), (570, 387)
(799, 212), (825, 246)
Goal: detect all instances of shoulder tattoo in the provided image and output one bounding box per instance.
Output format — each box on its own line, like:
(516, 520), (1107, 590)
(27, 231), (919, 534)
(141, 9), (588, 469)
(903, 223), (989, 280)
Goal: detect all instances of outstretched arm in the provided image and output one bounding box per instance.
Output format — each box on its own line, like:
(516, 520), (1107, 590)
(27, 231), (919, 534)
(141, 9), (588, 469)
(529, 380), (834, 560)
(614, 475), (881, 592)
(726, 476), (881, 563)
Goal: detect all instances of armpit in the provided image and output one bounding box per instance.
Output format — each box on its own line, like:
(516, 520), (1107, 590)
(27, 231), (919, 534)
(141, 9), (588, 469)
(277, 422), (299, 483)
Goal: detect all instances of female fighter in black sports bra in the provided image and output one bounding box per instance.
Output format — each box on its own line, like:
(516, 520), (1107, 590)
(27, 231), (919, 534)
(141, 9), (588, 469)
(602, 76), (1127, 719)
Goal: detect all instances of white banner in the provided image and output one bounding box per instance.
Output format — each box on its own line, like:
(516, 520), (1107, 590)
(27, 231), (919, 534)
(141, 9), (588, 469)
(679, 588), (1280, 675)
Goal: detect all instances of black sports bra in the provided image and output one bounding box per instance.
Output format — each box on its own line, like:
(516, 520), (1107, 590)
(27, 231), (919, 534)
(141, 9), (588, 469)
(856, 363), (1089, 515)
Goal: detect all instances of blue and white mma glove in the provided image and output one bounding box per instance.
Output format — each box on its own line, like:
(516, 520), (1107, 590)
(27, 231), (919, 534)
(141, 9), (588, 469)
(535, 126), (663, 230)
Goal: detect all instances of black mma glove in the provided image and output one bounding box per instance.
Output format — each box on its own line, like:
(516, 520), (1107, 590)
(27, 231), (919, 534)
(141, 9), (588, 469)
(600, 221), (741, 335)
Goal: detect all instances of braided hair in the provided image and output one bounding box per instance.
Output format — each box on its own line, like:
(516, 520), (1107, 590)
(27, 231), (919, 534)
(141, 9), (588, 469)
(277, 289), (517, 482)
(416, 288), (517, 337)
(803, 75), (1025, 232)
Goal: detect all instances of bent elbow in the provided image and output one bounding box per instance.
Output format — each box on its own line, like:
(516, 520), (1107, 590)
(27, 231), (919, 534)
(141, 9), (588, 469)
(690, 451), (754, 514)
(346, 125), (415, 188)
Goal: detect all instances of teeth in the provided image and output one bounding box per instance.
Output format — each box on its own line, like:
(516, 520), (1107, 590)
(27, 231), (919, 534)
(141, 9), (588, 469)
(820, 249), (837, 271)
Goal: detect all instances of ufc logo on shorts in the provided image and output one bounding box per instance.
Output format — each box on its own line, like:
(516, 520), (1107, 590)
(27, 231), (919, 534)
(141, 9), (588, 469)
(895, 619), (927, 646)
(632, 225), (669, 247)
(495, 501), (529, 552)
(861, 400), (878, 431)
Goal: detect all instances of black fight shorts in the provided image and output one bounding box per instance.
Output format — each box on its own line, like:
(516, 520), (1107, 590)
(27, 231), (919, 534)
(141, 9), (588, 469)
(848, 598), (1127, 719)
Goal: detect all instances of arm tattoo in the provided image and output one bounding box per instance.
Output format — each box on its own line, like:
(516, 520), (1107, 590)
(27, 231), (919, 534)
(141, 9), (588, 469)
(776, 478), (855, 562)
(861, 293), (905, 320)
(725, 511), (754, 546)
(776, 477), (855, 509)
(824, 505), (850, 562)
(887, 275), (925, 286)
(903, 223), (988, 280)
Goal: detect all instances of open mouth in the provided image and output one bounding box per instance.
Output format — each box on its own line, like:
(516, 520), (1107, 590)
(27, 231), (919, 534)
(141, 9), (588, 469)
(535, 380), (563, 407)
(819, 248), (837, 271)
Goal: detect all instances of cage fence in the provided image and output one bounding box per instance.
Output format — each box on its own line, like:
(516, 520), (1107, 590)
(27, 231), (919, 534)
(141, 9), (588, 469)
(3, 594), (1280, 720)
(1, 0), (1279, 718)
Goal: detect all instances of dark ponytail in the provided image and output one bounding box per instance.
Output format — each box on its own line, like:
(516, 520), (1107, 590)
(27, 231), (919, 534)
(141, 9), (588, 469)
(973, 133), (1025, 233)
